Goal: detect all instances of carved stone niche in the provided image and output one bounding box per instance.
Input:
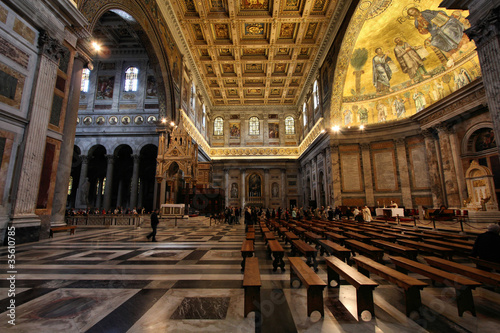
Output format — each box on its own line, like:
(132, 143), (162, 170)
(464, 160), (498, 211)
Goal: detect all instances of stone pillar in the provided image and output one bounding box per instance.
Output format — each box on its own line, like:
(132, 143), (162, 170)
(137, 179), (143, 209)
(50, 54), (86, 226)
(75, 156), (89, 209)
(103, 155), (115, 210)
(241, 168), (246, 208)
(422, 130), (444, 208)
(130, 155), (140, 208)
(395, 138), (413, 209)
(325, 147), (332, 207)
(448, 130), (467, 204)
(360, 143), (374, 206)
(116, 180), (123, 208)
(330, 144), (342, 206)
(10, 31), (64, 227)
(224, 169), (229, 207)
(465, 5), (500, 158)
(96, 179), (103, 209)
(281, 168), (286, 209)
(264, 169), (270, 208)
(436, 124), (461, 208)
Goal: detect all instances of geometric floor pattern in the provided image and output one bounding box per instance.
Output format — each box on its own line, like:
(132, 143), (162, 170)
(1, 216), (499, 332)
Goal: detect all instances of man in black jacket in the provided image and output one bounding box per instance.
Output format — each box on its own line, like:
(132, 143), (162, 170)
(472, 224), (500, 268)
(147, 209), (160, 242)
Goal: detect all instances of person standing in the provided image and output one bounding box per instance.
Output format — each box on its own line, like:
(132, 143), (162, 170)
(147, 209), (159, 242)
(471, 224), (500, 268)
(362, 206), (372, 222)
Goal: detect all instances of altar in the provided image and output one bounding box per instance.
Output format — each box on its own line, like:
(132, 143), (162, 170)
(375, 208), (404, 218)
(160, 203), (186, 217)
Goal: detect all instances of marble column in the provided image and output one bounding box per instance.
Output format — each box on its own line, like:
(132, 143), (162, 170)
(325, 147), (332, 207)
(330, 144), (342, 206)
(224, 169), (229, 207)
(75, 156), (89, 209)
(436, 124), (461, 208)
(241, 169), (246, 208)
(264, 169), (270, 208)
(50, 54), (86, 226)
(103, 155), (115, 210)
(464, 4), (500, 158)
(448, 130), (467, 205)
(360, 143), (374, 206)
(281, 168), (286, 209)
(422, 130), (444, 208)
(130, 155), (140, 208)
(395, 138), (413, 209)
(10, 31), (64, 226)
(116, 179), (123, 208)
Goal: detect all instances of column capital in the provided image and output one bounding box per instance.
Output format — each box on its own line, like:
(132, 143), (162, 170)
(466, 7), (500, 47)
(80, 155), (89, 164)
(132, 154), (140, 162)
(264, 168), (270, 174)
(106, 154), (115, 163)
(360, 143), (370, 150)
(435, 122), (455, 135)
(38, 30), (65, 63)
(394, 138), (406, 146)
(421, 128), (436, 139)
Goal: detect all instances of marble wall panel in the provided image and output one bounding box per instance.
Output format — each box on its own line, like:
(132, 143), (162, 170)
(0, 35), (30, 69)
(0, 130), (14, 204)
(341, 153), (362, 191)
(409, 145), (431, 189)
(0, 4), (7, 23)
(373, 150), (397, 191)
(0, 61), (25, 109)
(13, 18), (36, 44)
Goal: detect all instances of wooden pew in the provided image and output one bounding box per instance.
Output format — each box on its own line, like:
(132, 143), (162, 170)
(243, 257), (261, 317)
(289, 257), (327, 317)
(324, 231), (348, 245)
(303, 231), (325, 249)
(345, 231), (372, 242)
(382, 231), (419, 240)
(318, 239), (351, 262)
(345, 239), (384, 262)
(389, 256), (481, 317)
(396, 239), (453, 259)
(363, 231), (397, 242)
(241, 240), (254, 271)
(291, 239), (319, 272)
(264, 231), (276, 244)
(353, 255), (428, 317)
(469, 256), (500, 272)
(325, 256), (378, 320)
(422, 239), (473, 256)
(246, 232), (255, 244)
(49, 225), (76, 238)
(284, 231), (299, 245)
(425, 256), (500, 287)
(371, 240), (418, 260)
(267, 239), (286, 272)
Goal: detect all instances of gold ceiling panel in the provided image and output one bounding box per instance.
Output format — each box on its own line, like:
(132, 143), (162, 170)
(168, 0), (345, 107)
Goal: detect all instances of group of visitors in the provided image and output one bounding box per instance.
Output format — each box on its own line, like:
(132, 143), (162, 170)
(66, 206), (147, 216)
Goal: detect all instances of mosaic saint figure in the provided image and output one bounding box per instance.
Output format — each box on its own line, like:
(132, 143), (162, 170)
(356, 105), (368, 124)
(377, 103), (387, 122)
(372, 48), (394, 94)
(407, 7), (464, 53)
(393, 96), (406, 118)
(413, 91), (426, 112)
(393, 37), (429, 83)
(344, 108), (353, 126)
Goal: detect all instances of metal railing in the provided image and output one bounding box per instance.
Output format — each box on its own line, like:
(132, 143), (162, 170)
(65, 215), (143, 227)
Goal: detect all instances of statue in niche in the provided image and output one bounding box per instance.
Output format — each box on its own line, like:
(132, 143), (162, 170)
(272, 183), (279, 198)
(231, 183), (238, 198)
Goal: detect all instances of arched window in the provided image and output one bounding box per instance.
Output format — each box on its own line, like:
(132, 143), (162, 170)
(313, 80), (319, 109)
(81, 68), (90, 92)
(124, 67), (139, 92)
(191, 83), (196, 111)
(202, 104), (206, 127)
(285, 116), (295, 135)
(249, 116), (260, 135)
(303, 103), (307, 127)
(214, 117), (223, 136)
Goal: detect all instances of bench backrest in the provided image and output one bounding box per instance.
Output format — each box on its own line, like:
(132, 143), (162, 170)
(353, 255), (427, 290)
(325, 256), (378, 289)
(289, 257), (326, 287)
(243, 257), (261, 287)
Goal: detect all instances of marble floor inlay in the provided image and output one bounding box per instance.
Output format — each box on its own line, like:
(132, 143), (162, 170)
(1, 216), (499, 332)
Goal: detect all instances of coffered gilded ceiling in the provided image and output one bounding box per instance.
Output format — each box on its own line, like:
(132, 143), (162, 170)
(163, 0), (350, 109)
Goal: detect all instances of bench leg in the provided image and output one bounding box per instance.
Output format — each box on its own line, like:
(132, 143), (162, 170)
(356, 286), (375, 320)
(327, 266), (340, 288)
(49, 230), (53, 238)
(404, 287), (423, 317)
(70, 228), (75, 235)
(306, 253), (319, 272)
(357, 266), (370, 278)
(241, 252), (253, 271)
(290, 268), (302, 288)
(273, 252), (285, 272)
(455, 287), (476, 317)
(244, 286), (261, 318)
(307, 286), (325, 317)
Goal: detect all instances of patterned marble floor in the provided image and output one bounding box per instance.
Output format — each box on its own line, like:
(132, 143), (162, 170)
(1, 217), (499, 333)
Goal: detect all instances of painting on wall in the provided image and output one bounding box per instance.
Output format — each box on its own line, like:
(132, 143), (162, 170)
(146, 76), (157, 99)
(248, 173), (261, 197)
(268, 123), (279, 139)
(96, 76), (114, 100)
(334, 0), (480, 126)
(474, 128), (496, 152)
(229, 122), (240, 138)
(231, 183), (238, 198)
